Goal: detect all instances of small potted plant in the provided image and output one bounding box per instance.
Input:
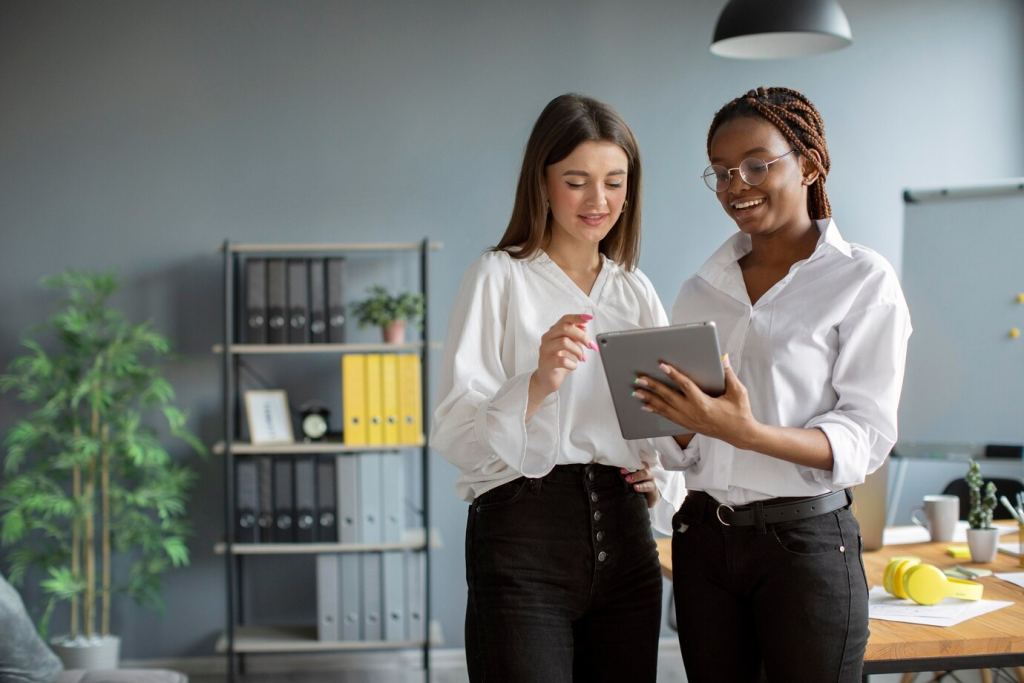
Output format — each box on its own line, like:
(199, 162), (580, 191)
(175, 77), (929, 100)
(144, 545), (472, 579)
(351, 285), (424, 344)
(965, 459), (1000, 563)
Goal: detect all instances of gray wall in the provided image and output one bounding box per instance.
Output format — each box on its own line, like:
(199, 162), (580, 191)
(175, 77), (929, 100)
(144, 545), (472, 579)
(2, 0), (1023, 660)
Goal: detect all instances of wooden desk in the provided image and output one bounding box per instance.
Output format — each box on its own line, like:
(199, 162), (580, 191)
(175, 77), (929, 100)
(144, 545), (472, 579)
(655, 528), (1024, 677)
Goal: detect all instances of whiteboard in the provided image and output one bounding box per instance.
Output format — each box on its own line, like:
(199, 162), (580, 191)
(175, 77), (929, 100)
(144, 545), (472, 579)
(898, 180), (1024, 444)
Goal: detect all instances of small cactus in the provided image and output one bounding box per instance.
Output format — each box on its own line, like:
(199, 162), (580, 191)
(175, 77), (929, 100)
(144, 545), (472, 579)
(966, 459), (997, 530)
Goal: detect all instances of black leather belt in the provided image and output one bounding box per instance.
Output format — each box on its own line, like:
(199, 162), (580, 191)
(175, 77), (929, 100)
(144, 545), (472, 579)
(712, 489), (851, 526)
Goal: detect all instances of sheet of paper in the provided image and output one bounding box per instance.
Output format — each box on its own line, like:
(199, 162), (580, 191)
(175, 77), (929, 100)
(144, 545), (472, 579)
(867, 586), (1012, 627)
(994, 572), (1024, 589)
(883, 522), (1016, 546)
(997, 542), (1022, 558)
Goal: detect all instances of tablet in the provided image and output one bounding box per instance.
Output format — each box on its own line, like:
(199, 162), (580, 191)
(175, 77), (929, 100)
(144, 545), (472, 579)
(597, 322), (725, 440)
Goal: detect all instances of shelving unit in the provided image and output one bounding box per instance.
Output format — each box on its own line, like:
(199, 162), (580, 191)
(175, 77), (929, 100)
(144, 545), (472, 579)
(218, 239), (438, 681)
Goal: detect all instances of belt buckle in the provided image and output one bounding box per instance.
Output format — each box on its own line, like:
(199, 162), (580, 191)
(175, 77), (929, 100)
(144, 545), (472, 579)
(716, 503), (735, 526)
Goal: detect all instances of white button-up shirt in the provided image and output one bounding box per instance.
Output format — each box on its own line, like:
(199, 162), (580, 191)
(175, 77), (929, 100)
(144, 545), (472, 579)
(656, 219), (912, 506)
(431, 249), (685, 533)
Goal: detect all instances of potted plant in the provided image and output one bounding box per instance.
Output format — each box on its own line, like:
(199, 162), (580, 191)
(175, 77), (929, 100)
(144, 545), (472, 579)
(964, 459), (1000, 563)
(0, 270), (205, 669)
(351, 285), (424, 344)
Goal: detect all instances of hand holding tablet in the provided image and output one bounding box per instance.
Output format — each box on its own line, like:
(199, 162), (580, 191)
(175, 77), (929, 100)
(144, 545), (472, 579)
(597, 322), (726, 440)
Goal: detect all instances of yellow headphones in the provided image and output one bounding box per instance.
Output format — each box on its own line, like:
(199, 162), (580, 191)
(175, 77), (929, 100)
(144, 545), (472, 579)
(883, 557), (984, 606)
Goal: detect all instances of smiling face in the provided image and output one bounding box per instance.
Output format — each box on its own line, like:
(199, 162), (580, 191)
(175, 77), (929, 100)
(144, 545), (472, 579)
(544, 140), (629, 250)
(708, 116), (818, 238)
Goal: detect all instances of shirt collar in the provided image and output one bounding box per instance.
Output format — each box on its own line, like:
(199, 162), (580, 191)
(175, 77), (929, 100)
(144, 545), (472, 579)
(697, 217), (851, 283)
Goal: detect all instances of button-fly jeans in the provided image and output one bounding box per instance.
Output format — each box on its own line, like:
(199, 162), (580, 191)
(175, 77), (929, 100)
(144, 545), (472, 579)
(465, 463), (663, 683)
(671, 489), (869, 683)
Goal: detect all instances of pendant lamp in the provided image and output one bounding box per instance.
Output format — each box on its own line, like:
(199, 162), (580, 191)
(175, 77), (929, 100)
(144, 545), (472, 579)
(711, 0), (852, 59)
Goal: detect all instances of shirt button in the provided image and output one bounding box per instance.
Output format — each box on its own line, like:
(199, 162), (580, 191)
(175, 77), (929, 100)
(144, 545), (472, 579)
(839, 545), (846, 553)
(594, 511), (602, 522)
(598, 551), (607, 562)
(596, 531), (605, 542)
(590, 492), (599, 502)
(588, 471), (595, 481)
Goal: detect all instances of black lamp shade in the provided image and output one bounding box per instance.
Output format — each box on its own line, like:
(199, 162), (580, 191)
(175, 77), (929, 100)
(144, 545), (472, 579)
(711, 0), (852, 59)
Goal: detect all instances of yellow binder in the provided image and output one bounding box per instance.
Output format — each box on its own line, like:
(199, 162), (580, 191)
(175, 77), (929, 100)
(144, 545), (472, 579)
(398, 354), (422, 445)
(381, 354), (400, 445)
(342, 354), (367, 445)
(365, 354), (384, 446)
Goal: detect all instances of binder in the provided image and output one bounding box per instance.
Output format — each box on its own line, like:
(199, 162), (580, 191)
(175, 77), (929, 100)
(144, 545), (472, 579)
(358, 453), (383, 640)
(398, 354), (422, 445)
(309, 258), (328, 344)
(286, 259), (309, 345)
(235, 457), (258, 543)
(336, 455), (360, 543)
(381, 355), (400, 445)
(244, 258), (267, 344)
(380, 453), (405, 640)
(256, 455), (274, 542)
(272, 457), (295, 543)
(316, 456), (337, 542)
(342, 355), (367, 445)
(405, 550), (426, 642)
(340, 553), (362, 640)
(326, 257), (347, 343)
(294, 457), (317, 543)
(366, 355), (384, 446)
(266, 259), (287, 344)
(362, 553), (382, 641)
(316, 554), (339, 641)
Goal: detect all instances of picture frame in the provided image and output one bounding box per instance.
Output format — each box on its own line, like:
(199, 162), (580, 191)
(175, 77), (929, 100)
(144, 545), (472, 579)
(244, 390), (294, 445)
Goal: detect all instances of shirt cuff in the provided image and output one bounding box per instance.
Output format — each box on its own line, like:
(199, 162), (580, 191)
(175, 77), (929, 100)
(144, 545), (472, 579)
(474, 371), (560, 479)
(805, 418), (869, 489)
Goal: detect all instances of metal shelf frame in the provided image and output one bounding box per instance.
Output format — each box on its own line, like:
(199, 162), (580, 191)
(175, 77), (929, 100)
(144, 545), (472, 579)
(219, 239), (435, 681)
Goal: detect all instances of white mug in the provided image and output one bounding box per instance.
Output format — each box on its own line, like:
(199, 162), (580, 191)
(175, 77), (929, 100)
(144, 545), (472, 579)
(910, 494), (960, 542)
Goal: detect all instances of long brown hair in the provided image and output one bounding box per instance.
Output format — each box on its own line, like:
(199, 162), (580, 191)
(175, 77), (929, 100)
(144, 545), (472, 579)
(494, 94), (643, 270)
(707, 86), (832, 220)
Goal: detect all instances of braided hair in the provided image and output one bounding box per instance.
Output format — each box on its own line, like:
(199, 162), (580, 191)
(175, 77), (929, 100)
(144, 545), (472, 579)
(707, 86), (832, 220)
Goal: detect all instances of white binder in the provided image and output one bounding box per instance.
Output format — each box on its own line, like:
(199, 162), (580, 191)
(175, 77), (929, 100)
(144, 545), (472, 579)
(336, 456), (359, 544)
(406, 550), (426, 642)
(358, 453), (383, 640)
(340, 553), (362, 641)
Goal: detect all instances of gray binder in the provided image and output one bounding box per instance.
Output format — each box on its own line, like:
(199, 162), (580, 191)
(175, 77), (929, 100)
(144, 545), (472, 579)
(340, 553), (362, 641)
(309, 258), (328, 344)
(287, 259), (309, 344)
(316, 554), (339, 641)
(266, 259), (287, 344)
(405, 550), (425, 642)
(380, 453), (405, 640)
(336, 456), (359, 543)
(244, 258), (267, 344)
(359, 453), (383, 640)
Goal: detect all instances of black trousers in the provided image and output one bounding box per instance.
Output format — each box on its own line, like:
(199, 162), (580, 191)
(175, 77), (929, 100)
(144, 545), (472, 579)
(672, 490), (869, 683)
(465, 463), (663, 683)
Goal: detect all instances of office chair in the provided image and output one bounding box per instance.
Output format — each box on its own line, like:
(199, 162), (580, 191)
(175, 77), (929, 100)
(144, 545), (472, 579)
(941, 477), (1024, 521)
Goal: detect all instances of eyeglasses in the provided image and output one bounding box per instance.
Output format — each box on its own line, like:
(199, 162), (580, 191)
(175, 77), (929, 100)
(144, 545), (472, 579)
(701, 149), (797, 192)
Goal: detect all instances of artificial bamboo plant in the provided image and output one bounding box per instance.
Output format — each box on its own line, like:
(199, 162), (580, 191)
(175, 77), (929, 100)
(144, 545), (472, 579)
(0, 270), (205, 640)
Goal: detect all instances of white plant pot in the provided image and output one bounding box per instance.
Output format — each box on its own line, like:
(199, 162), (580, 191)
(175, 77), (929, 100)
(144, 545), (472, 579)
(50, 635), (120, 671)
(966, 528), (1000, 564)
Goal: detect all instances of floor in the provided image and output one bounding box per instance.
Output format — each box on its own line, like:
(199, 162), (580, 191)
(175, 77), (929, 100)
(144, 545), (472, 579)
(189, 663), (1001, 683)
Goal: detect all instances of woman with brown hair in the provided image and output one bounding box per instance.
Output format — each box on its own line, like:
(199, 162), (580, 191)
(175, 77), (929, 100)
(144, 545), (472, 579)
(431, 93), (684, 682)
(634, 86), (912, 682)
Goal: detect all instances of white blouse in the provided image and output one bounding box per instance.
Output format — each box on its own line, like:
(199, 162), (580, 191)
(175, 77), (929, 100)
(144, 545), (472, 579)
(656, 219), (912, 506)
(431, 249), (685, 533)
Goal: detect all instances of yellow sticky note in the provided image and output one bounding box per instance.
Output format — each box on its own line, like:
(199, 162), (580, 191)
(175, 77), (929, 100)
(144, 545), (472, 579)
(946, 545), (970, 558)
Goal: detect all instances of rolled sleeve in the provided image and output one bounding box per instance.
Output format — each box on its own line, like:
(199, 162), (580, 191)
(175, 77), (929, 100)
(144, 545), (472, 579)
(805, 300), (911, 489)
(475, 371), (560, 478)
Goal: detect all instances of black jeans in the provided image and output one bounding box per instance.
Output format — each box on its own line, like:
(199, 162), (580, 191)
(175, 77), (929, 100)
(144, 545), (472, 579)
(465, 463), (663, 683)
(672, 490), (869, 683)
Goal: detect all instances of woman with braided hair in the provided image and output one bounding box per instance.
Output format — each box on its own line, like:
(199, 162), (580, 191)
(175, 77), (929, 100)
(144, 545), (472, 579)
(633, 86), (912, 682)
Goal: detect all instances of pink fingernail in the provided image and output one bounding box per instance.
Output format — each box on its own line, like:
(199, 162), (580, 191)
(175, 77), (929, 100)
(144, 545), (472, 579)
(658, 363), (670, 373)
(641, 406), (654, 413)
(581, 354), (587, 363)
(581, 314), (594, 321)
(620, 468), (628, 474)
(588, 341), (599, 352)
(626, 475), (633, 482)
(634, 378), (648, 387)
